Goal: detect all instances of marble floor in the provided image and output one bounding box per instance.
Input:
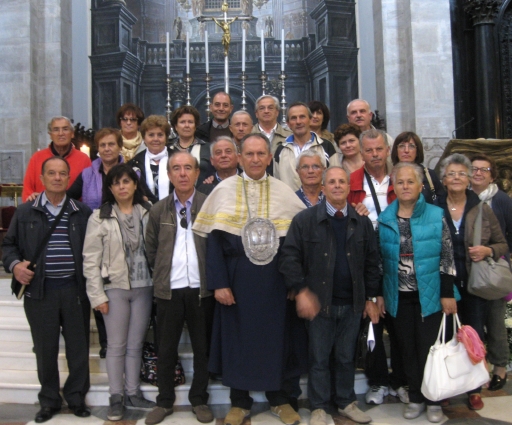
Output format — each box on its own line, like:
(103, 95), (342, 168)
(1, 380), (511, 425)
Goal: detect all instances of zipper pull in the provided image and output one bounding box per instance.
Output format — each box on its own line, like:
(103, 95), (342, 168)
(77, 296), (81, 305)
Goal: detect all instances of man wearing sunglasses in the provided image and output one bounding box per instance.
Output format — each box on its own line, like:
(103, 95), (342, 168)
(145, 151), (214, 425)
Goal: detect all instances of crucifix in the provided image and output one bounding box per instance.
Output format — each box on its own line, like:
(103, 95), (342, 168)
(198, 0), (252, 93)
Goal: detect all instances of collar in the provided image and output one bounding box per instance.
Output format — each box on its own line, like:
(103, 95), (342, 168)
(325, 200), (348, 217)
(212, 120), (230, 129)
(41, 192), (66, 208)
(299, 186), (324, 207)
(216, 170), (239, 182)
(173, 190), (195, 209)
(49, 142), (72, 158)
(259, 123), (277, 135)
(284, 132), (315, 145)
(242, 171), (267, 181)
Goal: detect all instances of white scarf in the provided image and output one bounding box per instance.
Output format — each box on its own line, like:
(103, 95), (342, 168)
(145, 149), (169, 200)
(477, 182), (499, 207)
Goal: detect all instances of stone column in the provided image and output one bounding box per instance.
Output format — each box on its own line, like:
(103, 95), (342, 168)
(464, 0), (503, 138)
(0, 0), (73, 179)
(373, 0), (455, 167)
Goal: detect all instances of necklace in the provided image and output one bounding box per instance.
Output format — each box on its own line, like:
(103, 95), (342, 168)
(177, 139), (195, 151)
(240, 177), (278, 265)
(447, 198), (465, 212)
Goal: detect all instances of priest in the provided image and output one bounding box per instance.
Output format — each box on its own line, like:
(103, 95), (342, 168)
(193, 133), (310, 425)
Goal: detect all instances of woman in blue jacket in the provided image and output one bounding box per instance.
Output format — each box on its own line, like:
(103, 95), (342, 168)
(379, 162), (458, 423)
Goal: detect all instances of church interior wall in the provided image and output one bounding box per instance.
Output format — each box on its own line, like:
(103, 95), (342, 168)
(0, 0), (461, 182)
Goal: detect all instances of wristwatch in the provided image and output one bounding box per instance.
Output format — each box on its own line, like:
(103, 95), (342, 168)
(367, 297), (377, 303)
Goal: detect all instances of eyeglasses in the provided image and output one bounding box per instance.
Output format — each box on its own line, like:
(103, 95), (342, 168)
(397, 143), (417, 150)
(299, 164), (322, 171)
(120, 117), (138, 122)
(445, 171), (469, 178)
(471, 166), (491, 174)
(257, 105), (277, 111)
(179, 207), (187, 229)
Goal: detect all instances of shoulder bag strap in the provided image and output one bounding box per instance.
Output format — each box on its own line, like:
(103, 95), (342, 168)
(364, 169), (381, 216)
(28, 196), (71, 270)
(17, 196), (71, 299)
(424, 168), (437, 203)
(472, 202), (483, 248)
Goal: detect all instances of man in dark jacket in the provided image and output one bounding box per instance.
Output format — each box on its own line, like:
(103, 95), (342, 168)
(279, 166), (380, 425)
(2, 156), (92, 423)
(195, 92), (233, 143)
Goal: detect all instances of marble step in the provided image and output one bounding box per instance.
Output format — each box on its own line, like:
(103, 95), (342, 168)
(0, 341), (196, 374)
(0, 369), (328, 406)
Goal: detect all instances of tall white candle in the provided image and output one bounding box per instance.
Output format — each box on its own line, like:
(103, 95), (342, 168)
(261, 30), (265, 72)
(281, 29), (285, 71)
(242, 28), (246, 72)
(166, 32), (170, 75)
(186, 32), (190, 74)
(205, 30), (209, 73)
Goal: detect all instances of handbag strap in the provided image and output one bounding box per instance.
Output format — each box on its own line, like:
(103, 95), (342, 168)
(424, 168), (437, 203)
(28, 196), (71, 270)
(437, 313), (462, 344)
(472, 202), (483, 248)
(364, 169), (381, 216)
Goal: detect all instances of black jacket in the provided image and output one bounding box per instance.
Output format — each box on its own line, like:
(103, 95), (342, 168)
(129, 147), (174, 204)
(279, 200), (380, 317)
(2, 195), (92, 300)
(195, 120), (233, 143)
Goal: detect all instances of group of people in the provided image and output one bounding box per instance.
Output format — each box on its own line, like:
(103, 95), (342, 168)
(2, 92), (511, 425)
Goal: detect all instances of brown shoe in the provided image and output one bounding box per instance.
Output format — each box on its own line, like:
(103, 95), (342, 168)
(224, 407), (250, 425)
(193, 404), (214, 423)
(270, 404), (301, 425)
(145, 406), (173, 425)
(468, 394), (484, 410)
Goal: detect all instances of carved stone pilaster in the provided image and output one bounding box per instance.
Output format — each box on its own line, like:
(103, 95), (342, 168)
(464, 0), (503, 25)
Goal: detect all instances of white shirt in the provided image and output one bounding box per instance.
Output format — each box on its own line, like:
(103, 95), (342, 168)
(363, 173), (390, 229)
(170, 192), (200, 290)
(259, 123), (277, 144)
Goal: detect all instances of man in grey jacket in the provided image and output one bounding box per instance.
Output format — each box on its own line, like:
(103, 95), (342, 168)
(145, 151), (214, 425)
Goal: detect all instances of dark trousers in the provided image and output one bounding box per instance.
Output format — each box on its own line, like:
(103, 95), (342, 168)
(155, 288), (214, 408)
(365, 312), (407, 388)
(24, 285), (91, 409)
(230, 384), (291, 410)
(392, 297), (442, 405)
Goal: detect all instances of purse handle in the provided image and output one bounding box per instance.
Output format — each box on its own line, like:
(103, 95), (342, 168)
(437, 313), (462, 344)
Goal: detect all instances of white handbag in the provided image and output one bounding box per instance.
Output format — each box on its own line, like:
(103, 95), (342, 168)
(421, 313), (489, 401)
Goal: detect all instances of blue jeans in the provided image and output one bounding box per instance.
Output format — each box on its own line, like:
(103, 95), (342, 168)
(307, 305), (361, 410)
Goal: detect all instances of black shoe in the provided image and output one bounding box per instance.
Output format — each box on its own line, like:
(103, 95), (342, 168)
(35, 406), (60, 423)
(488, 374), (507, 391)
(69, 403), (91, 417)
(99, 347), (107, 358)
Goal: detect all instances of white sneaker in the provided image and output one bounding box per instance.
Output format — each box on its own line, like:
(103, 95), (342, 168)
(403, 402), (425, 419)
(310, 409), (327, 425)
(338, 402), (372, 424)
(426, 405), (444, 423)
(365, 385), (389, 405)
(389, 386), (409, 404)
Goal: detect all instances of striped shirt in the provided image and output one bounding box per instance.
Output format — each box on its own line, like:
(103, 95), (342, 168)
(42, 204), (76, 282)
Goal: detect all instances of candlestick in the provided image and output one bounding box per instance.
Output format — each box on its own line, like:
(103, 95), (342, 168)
(205, 73), (212, 120)
(185, 73), (192, 106)
(186, 32), (190, 74)
(242, 28), (246, 72)
(240, 71), (248, 110)
(165, 74), (172, 124)
(281, 29), (285, 72)
(80, 144), (90, 157)
(261, 30), (265, 72)
(279, 71), (288, 129)
(205, 30), (209, 73)
(166, 32), (170, 75)
(259, 70), (268, 95)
